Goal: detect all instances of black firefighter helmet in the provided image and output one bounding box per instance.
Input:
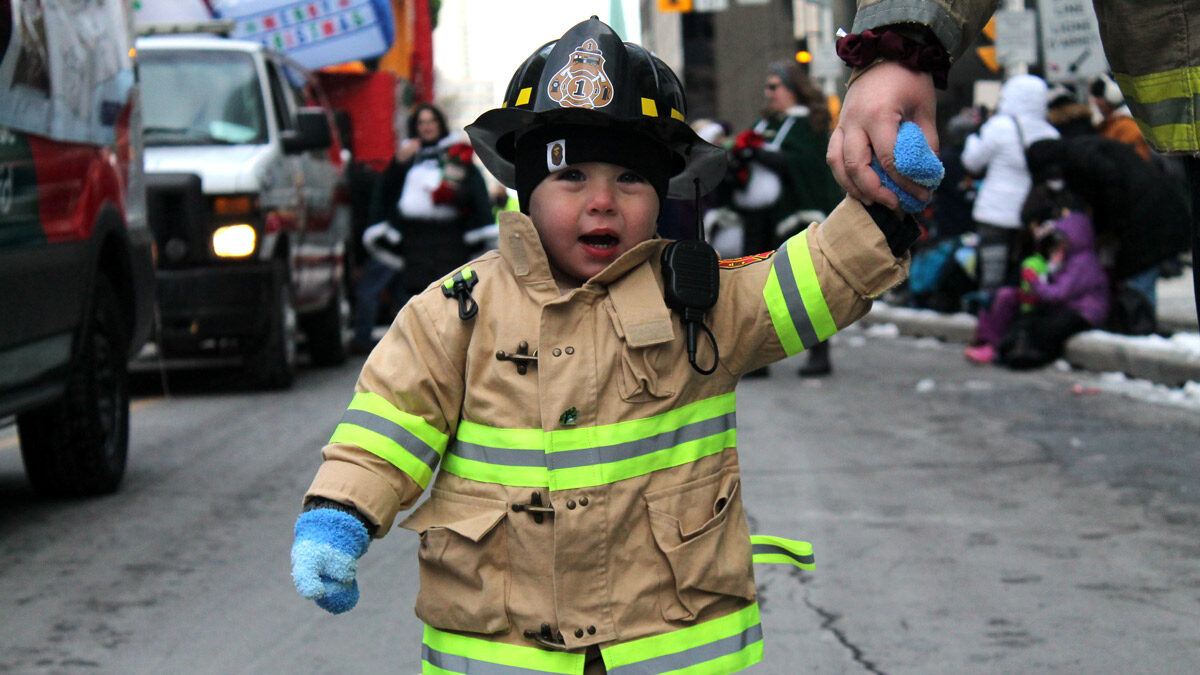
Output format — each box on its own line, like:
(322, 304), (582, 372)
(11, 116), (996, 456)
(465, 17), (727, 201)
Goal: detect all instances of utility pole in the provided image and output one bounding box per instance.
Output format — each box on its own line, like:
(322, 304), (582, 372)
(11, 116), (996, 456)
(1002, 0), (1030, 79)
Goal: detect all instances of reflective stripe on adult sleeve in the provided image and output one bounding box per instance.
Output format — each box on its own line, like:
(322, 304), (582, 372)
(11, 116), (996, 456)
(422, 625), (584, 674)
(328, 392), (448, 489)
(763, 232), (836, 357)
(750, 534), (815, 570)
(1116, 67), (1200, 153)
(602, 602), (764, 674)
(441, 393), (737, 489)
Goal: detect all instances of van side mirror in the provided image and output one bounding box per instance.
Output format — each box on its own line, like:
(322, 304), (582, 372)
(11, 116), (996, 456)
(282, 107), (332, 153)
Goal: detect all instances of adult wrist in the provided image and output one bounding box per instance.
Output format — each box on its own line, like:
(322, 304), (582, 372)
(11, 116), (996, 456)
(836, 26), (950, 89)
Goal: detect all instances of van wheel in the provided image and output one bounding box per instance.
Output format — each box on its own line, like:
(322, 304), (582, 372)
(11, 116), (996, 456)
(303, 278), (349, 366)
(245, 262), (297, 389)
(18, 275), (130, 497)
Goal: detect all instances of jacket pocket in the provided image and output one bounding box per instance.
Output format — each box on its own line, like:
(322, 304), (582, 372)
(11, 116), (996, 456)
(604, 301), (676, 403)
(645, 469), (755, 621)
(398, 489), (510, 634)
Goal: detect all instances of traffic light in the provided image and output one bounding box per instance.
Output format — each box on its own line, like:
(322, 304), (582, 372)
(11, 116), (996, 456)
(975, 17), (1001, 73)
(794, 37), (812, 64)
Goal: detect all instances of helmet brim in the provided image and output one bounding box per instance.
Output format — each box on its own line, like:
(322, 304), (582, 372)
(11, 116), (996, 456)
(466, 106), (727, 200)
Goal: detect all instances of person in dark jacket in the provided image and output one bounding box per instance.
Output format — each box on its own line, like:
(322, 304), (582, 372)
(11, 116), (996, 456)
(1025, 135), (1190, 315)
(731, 62), (843, 377)
(352, 103), (492, 352)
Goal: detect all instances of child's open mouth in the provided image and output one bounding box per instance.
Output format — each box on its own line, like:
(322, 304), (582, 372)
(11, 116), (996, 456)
(580, 233), (619, 250)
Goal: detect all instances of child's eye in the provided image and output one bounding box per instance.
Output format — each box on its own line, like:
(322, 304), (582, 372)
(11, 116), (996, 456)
(618, 171), (647, 184)
(556, 168), (585, 182)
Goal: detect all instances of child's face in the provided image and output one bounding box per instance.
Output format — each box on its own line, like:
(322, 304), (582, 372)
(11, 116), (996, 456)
(528, 162), (659, 288)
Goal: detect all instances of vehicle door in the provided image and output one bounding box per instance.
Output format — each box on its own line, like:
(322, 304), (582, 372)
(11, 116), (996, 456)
(0, 0), (92, 362)
(264, 56), (336, 310)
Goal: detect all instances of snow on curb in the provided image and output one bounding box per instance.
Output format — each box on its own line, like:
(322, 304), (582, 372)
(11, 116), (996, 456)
(863, 302), (1200, 387)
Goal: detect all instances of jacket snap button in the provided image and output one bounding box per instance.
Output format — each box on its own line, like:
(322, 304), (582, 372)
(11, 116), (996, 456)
(565, 346), (575, 354)
(552, 348), (562, 356)
(579, 496), (589, 506)
(566, 500), (576, 509)
(587, 625), (596, 635)
(575, 628), (584, 638)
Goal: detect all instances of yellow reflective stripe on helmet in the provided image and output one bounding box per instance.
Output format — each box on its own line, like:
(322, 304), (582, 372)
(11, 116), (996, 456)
(328, 392), (448, 489)
(602, 603), (764, 674)
(441, 394), (737, 489)
(670, 108), (685, 121)
(750, 534), (814, 570)
(763, 232), (836, 357)
(642, 97), (659, 117)
(515, 87), (533, 107)
(422, 624), (583, 674)
(1115, 67), (1200, 153)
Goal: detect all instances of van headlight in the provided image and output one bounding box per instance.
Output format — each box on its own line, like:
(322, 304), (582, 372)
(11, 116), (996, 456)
(211, 223), (257, 257)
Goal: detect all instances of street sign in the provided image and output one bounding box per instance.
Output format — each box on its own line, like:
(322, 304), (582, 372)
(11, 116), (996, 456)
(1036, 0), (1109, 83)
(995, 9), (1038, 66)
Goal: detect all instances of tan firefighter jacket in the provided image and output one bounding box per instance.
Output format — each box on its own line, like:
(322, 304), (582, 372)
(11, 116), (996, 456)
(305, 197), (909, 673)
(852, 0), (1200, 154)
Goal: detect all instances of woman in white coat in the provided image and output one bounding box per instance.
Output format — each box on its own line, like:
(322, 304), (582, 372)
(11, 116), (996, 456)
(962, 74), (1059, 293)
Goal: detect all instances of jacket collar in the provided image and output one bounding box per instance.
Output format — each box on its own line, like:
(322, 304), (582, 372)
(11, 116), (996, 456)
(496, 210), (675, 345)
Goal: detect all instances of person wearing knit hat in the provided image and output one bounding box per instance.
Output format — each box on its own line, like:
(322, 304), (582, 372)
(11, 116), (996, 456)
(291, 16), (935, 674)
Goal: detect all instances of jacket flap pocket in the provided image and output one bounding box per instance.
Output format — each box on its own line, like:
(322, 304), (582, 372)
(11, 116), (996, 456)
(645, 469), (740, 541)
(608, 263), (675, 348)
(398, 489), (508, 542)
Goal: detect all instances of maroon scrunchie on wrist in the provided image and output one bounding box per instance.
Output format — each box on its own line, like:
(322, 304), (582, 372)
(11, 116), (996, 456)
(836, 29), (950, 89)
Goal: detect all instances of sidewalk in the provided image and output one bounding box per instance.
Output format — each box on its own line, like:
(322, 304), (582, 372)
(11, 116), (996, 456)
(861, 267), (1200, 387)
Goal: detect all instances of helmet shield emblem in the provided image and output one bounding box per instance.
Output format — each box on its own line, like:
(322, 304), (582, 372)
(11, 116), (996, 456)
(547, 38), (613, 109)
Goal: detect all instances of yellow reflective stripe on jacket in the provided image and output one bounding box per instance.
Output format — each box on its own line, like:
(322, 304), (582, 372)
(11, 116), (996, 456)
(328, 392), (448, 489)
(442, 424), (548, 488)
(442, 394), (737, 490)
(603, 602), (764, 674)
(750, 534), (815, 570)
(442, 265), (476, 290)
(1115, 67), (1200, 153)
(422, 625), (584, 674)
(763, 233), (836, 357)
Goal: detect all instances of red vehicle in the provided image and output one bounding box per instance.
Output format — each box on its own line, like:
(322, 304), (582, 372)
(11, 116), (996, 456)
(0, 0), (155, 496)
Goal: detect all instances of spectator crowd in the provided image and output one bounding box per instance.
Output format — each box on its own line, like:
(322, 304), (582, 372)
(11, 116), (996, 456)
(347, 71), (1191, 374)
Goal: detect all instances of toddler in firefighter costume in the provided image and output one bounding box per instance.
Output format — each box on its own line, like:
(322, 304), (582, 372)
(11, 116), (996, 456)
(291, 17), (939, 674)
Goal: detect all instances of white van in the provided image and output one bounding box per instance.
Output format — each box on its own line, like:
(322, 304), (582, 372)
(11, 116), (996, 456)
(136, 33), (351, 387)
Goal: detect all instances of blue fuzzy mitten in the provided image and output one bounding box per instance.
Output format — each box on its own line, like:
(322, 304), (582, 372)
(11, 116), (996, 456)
(291, 509), (371, 614)
(870, 121), (945, 213)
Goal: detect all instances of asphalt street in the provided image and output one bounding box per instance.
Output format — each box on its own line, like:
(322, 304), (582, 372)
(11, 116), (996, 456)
(1, 325), (1198, 673)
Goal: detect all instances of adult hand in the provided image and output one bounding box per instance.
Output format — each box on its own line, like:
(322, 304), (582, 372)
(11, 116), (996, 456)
(397, 138), (422, 163)
(827, 61), (938, 210)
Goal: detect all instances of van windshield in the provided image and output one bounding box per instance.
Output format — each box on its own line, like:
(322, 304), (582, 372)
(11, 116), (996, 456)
(140, 50), (268, 146)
